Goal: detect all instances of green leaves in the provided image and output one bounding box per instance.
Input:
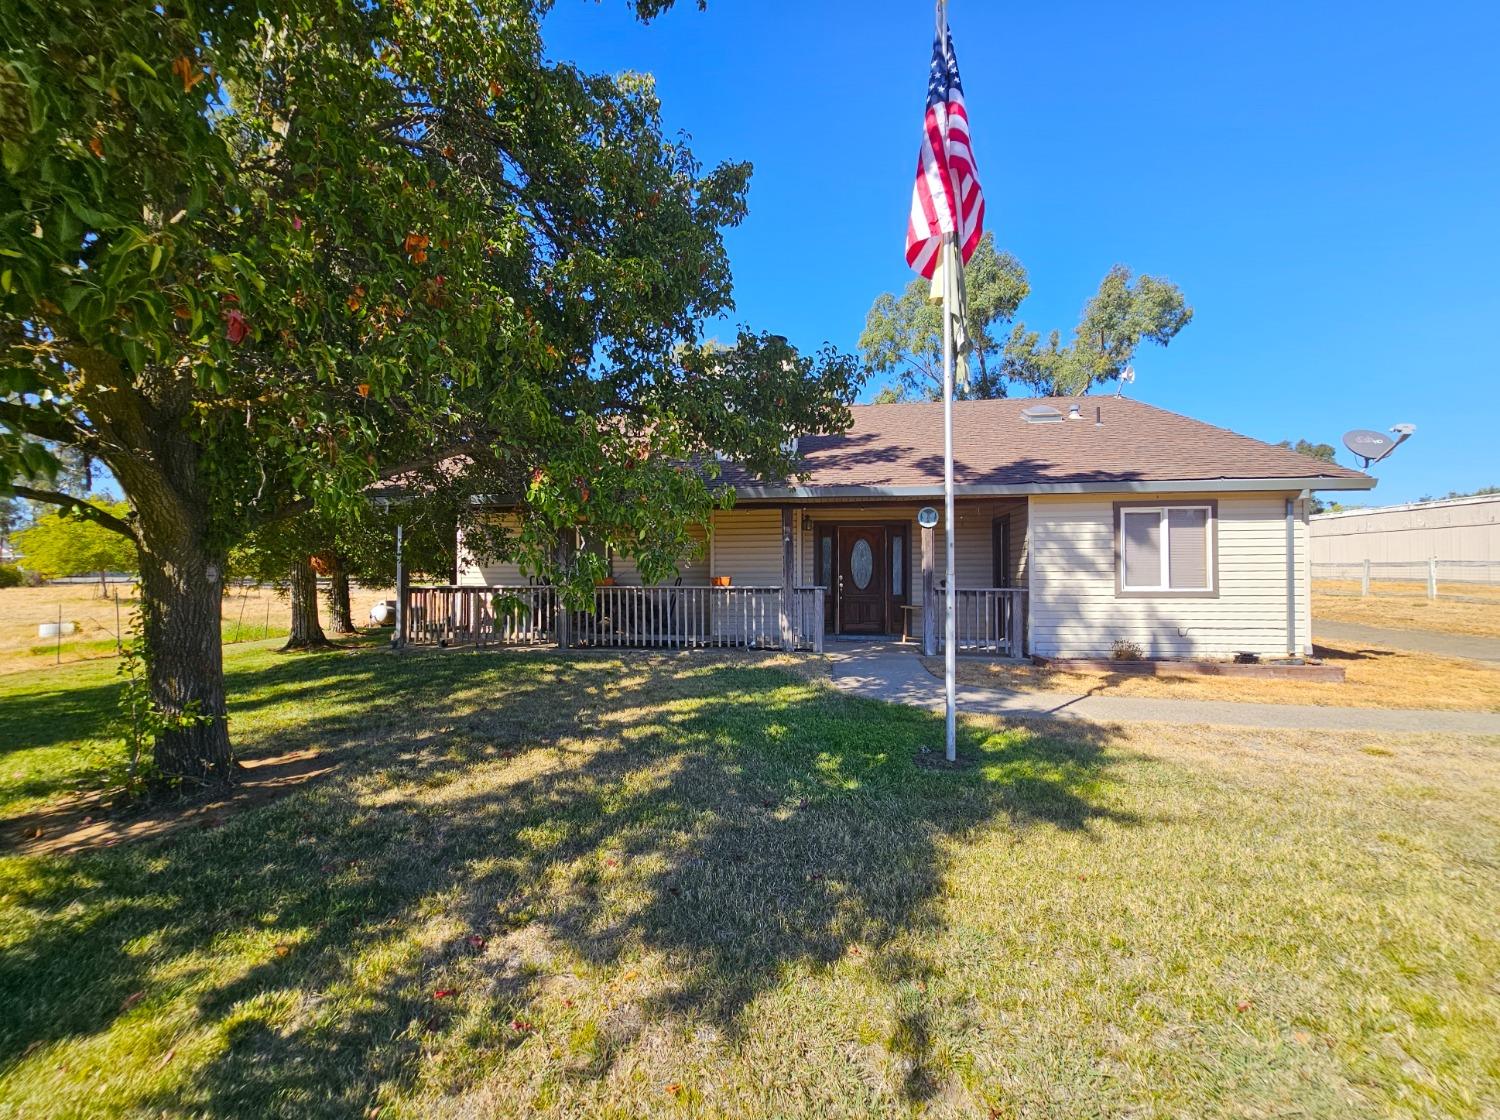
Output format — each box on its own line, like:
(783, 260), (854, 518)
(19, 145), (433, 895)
(860, 241), (1193, 400)
(1003, 265), (1194, 396)
(859, 233), (1029, 401)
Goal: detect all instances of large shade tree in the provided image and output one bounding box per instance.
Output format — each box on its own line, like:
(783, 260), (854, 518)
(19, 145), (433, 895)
(1, 0), (861, 785)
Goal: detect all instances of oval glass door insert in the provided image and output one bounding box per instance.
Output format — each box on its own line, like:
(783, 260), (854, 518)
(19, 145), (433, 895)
(850, 538), (874, 589)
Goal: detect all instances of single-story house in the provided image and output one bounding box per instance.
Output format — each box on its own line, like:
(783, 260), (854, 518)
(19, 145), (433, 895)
(416, 397), (1374, 659)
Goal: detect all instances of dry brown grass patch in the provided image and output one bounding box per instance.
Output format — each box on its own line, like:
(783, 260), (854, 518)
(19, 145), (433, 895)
(1314, 579), (1500, 638)
(926, 638), (1500, 711)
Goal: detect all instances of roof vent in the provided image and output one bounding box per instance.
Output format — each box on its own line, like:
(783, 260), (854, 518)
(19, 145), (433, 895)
(1066, 402), (1083, 421)
(1020, 404), (1064, 424)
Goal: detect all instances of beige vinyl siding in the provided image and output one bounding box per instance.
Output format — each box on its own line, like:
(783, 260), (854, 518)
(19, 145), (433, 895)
(1028, 491), (1311, 659)
(457, 516), (710, 587)
(609, 523), (710, 586)
(456, 515), (530, 586)
(710, 507), (784, 586)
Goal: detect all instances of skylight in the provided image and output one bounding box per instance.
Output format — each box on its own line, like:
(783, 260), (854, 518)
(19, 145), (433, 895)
(1020, 405), (1064, 424)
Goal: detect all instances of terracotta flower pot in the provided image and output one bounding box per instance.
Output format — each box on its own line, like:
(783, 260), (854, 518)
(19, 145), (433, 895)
(595, 577), (617, 587)
(711, 575), (732, 588)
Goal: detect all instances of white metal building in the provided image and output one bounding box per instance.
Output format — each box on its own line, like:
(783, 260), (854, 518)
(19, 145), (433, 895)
(1310, 494), (1499, 567)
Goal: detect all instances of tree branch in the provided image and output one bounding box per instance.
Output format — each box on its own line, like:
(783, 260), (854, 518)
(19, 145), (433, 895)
(7, 486), (135, 540)
(0, 400), (88, 446)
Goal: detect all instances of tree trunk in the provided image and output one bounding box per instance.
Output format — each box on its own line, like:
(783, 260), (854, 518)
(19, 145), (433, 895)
(283, 555), (330, 650)
(135, 522), (234, 786)
(98, 568), (109, 598)
(326, 557), (356, 634)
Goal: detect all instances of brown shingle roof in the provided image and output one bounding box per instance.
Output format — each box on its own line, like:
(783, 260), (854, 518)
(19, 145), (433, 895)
(720, 397), (1372, 493)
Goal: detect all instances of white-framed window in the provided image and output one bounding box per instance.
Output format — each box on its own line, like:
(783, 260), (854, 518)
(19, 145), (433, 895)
(1116, 503), (1215, 594)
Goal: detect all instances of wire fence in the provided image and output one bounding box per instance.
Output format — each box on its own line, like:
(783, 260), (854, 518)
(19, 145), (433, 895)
(1312, 559), (1500, 601)
(2, 581), (293, 672)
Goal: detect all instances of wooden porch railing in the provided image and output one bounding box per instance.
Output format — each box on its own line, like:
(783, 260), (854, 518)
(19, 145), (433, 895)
(401, 585), (826, 653)
(937, 588), (1026, 656)
(405, 585), (559, 648)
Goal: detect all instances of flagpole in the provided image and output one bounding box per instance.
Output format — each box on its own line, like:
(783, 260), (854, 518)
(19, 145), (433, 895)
(936, 0), (958, 764)
(942, 233), (958, 764)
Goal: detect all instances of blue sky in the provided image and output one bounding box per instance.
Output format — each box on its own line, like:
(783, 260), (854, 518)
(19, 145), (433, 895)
(544, 0), (1500, 503)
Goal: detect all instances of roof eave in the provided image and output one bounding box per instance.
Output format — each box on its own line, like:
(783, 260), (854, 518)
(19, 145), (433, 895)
(730, 475), (1377, 501)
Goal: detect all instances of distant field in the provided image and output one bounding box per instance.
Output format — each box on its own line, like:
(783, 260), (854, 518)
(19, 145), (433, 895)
(0, 582), (395, 675)
(1313, 579), (1500, 639)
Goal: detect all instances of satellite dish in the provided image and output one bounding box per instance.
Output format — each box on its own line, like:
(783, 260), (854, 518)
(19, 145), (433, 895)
(1343, 424), (1416, 468)
(1343, 429), (1391, 460)
(917, 506), (940, 529)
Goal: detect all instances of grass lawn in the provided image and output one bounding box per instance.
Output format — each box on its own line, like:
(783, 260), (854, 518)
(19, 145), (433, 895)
(924, 638), (1500, 712)
(1314, 580), (1500, 640)
(1, 644), (1497, 1118)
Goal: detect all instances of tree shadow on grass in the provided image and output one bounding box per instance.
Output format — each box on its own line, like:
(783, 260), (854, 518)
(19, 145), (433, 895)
(0, 648), (1140, 1117)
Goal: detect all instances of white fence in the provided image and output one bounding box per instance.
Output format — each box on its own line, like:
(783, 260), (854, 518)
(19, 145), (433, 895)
(1312, 559), (1500, 599)
(937, 588), (1026, 656)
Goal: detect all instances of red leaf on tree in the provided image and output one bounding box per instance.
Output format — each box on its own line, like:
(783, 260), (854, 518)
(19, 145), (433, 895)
(223, 309), (249, 345)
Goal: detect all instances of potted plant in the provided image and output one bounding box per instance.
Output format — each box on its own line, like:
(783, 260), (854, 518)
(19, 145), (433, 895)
(711, 575), (732, 588)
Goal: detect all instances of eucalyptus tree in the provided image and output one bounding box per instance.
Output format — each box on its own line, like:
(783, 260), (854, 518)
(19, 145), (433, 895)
(859, 233), (1029, 400)
(1001, 265), (1194, 396)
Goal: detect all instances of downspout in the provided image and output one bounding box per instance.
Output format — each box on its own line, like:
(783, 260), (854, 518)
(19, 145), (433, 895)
(1285, 490), (1308, 656)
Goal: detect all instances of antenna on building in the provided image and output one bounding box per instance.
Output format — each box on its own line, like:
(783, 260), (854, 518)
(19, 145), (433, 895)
(1342, 423), (1416, 469)
(1114, 365), (1135, 398)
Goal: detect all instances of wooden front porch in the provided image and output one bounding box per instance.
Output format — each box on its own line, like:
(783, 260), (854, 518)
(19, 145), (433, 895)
(397, 583), (1026, 657)
(400, 584), (829, 652)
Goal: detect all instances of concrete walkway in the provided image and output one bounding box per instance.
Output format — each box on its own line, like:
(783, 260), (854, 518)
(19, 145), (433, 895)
(1313, 620), (1500, 664)
(827, 644), (1500, 735)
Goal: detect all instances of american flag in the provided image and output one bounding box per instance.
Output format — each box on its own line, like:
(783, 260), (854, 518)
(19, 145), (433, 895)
(905, 24), (985, 280)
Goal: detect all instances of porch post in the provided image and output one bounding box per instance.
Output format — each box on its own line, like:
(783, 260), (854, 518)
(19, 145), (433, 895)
(921, 522), (936, 656)
(394, 522), (407, 648)
(554, 532), (573, 649)
(779, 505), (795, 651)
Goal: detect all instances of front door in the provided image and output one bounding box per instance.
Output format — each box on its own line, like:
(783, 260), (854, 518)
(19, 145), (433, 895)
(837, 526), (887, 634)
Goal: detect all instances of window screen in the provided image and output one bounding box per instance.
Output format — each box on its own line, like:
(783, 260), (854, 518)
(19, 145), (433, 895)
(1167, 508), (1209, 590)
(1121, 511), (1162, 589)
